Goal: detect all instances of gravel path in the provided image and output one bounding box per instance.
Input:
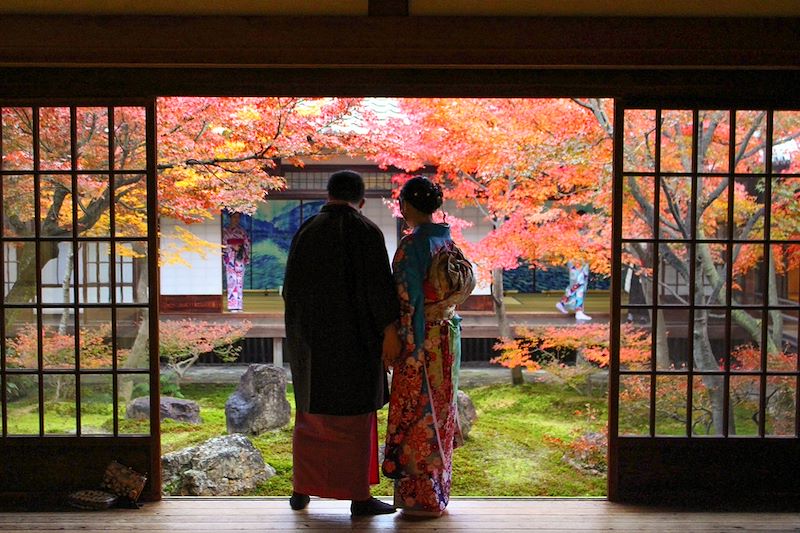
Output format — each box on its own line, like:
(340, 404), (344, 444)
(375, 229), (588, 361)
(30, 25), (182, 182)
(179, 362), (552, 387)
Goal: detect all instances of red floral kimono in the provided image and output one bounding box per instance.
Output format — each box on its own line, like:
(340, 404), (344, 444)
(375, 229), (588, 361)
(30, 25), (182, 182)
(383, 223), (472, 514)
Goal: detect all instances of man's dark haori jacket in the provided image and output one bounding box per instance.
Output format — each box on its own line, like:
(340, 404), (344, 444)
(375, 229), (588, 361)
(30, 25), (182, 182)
(283, 204), (400, 416)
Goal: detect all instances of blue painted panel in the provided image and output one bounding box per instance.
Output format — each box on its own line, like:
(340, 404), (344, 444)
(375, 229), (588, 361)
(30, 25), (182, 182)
(503, 263), (610, 293)
(223, 199), (326, 291)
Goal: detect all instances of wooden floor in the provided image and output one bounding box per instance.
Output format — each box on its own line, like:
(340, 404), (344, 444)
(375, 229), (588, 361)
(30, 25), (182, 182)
(2, 498), (799, 532)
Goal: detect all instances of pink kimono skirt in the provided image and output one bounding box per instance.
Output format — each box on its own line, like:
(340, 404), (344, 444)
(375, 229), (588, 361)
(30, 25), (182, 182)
(292, 411), (379, 500)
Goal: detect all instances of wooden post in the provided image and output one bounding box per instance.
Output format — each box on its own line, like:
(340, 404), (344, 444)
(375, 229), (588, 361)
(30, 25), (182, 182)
(273, 337), (284, 367)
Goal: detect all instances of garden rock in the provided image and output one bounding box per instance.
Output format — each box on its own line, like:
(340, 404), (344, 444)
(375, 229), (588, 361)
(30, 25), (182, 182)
(585, 370), (608, 397)
(225, 364), (291, 435)
(457, 390), (478, 439)
(161, 434), (274, 496)
(126, 396), (201, 424)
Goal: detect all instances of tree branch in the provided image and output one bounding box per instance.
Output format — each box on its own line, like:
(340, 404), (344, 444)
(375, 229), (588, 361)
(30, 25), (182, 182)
(660, 178), (690, 238)
(699, 176), (729, 214)
(734, 111), (766, 166)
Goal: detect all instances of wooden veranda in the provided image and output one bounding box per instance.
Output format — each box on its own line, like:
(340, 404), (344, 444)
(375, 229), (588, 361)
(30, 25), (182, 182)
(3, 498), (799, 532)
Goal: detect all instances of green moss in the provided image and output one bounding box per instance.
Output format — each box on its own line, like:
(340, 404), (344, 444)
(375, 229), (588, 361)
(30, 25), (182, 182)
(10, 380), (609, 496)
(163, 381), (608, 497)
(450, 383), (607, 496)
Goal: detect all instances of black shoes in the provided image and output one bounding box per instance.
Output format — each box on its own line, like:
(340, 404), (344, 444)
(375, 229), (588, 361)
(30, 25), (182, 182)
(350, 497), (397, 516)
(291, 493), (395, 516)
(289, 492), (310, 510)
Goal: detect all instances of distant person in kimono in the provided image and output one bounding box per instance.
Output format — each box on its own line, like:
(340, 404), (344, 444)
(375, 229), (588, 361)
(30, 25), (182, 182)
(556, 261), (592, 320)
(382, 176), (475, 519)
(556, 211), (592, 321)
(222, 212), (250, 312)
(283, 170), (401, 516)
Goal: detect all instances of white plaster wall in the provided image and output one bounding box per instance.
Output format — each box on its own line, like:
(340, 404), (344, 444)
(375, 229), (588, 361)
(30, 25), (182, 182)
(8, 241), (135, 306)
(157, 201), (493, 297)
(362, 200), (493, 296)
(159, 215), (223, 295)
(40, 241), (68, 288)
(5, 199), (492, 301)
(444, 200), (492, 295)
(362, 197), (398, 260)
(448, 201), (494, 245)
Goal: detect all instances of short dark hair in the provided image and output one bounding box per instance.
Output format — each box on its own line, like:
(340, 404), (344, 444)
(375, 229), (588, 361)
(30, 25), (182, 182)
(327, 170), (365, 203)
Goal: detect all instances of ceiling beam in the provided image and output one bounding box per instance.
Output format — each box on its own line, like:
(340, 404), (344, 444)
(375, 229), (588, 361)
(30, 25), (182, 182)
(369, 0), (408, 16)
(1, 15), (799, 69)
(3, 67), (800, 102)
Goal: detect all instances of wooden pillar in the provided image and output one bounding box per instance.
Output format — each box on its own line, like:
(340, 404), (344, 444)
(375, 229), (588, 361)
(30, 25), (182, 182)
(273, 337), (284, 367)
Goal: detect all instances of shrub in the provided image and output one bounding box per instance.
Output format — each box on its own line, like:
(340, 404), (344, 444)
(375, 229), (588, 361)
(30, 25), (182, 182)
(6, 324), (114, 400)
(6, 323), (114, 370)
(544, 403), (607, 475)
(493, 323), (650, 370)
(159, 319), (251, 389)
(160, 372), (184, 398)
(131, 372), (185, 398)
(545, 429), (608, 475)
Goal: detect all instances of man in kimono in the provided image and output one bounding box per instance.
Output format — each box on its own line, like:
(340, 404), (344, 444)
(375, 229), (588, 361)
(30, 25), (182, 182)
(283, 170), (401, 516)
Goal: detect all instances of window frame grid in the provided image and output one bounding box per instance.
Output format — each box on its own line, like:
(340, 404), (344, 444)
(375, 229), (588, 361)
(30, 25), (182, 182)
(0, 107), (6, 438)
(70, 105), (83, 435)
(108, 106), (121, 437)
(648, 108), (662, 438)
(1, 103), (155, 439)
(759, 110), (775, 437)
(33, 107), (45, 438)
(615, 104), (800, 440)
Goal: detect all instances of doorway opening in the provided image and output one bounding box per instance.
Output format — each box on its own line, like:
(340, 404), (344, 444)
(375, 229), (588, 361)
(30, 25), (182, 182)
(2, 97), (798, 500)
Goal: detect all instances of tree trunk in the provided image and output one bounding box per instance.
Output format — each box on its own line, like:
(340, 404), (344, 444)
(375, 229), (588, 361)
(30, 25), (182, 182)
(639, 276), (671, 369)
(170, 352), (200, 386)
(54, 245), (75, 401)
(4, 242), (59, 331)
(119, 252), (151, 402)
(3, 241), (67, 400)
(693, 309), (732, 434)
(58, 246), (74, 335)
(491, 267), (522, 385)
(5, 181), (74, 329)
(767, 248), (783, 349)
(696, 242), (779, 354)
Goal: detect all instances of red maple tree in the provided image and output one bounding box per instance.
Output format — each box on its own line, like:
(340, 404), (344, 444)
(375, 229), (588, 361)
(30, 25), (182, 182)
(362, 98), (613, 383)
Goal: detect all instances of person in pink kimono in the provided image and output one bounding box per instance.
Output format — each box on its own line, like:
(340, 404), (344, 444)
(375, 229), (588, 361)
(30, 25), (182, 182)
(222, 212), (250, 312)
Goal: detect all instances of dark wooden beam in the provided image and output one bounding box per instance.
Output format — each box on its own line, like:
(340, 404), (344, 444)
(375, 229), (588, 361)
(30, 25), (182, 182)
(0, 437), (160, 502)
(612, 437), (800, 505)
(3, 67), (800, 102)
(368, 0), (408, 16)
(1, 15), (799, 69)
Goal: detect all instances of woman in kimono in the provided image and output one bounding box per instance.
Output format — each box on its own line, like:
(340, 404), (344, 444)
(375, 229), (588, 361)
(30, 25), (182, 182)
(382, 176), (474, 518)
(555, 210), (592, 321)
(555, 261), (592, 321)
(222, 212), (250, 312)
